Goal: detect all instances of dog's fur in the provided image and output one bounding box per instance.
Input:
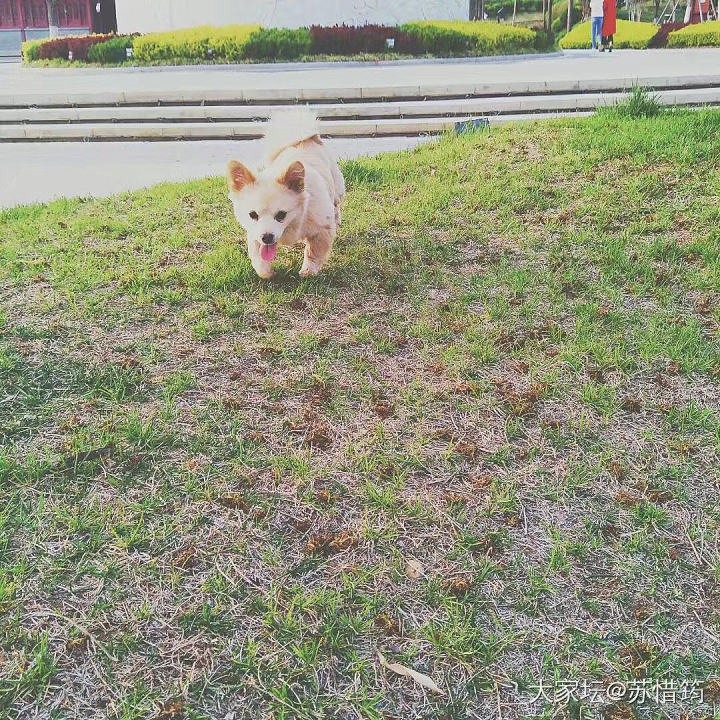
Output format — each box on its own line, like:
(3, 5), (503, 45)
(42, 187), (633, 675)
(227, 109), (345, 279)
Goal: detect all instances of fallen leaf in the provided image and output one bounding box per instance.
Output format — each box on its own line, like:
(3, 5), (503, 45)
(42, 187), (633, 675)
(473, 474), (493, 489)
(216, 494), (249, 511)
(405, 558), (425, 579)
(172, 545), (197, 569)
(305, 530), (356, 555)
(443, 491), (467, 505)
(374, 614), (401, 635)
(374, 402), (395, 419)
(442, 576), (472, 595)
(157, 699), (185, 719)
(314, 489), (334, 504)
(377, 651), (444, 695)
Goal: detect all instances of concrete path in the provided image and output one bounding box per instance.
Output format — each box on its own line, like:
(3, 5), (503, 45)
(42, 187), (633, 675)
(2, 49), (720, 104)
(0, 136), (431, 209)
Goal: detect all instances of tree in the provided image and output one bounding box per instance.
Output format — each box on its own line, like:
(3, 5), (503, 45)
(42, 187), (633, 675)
(46, 0), (59, 38)
(567, 0), (573, 30)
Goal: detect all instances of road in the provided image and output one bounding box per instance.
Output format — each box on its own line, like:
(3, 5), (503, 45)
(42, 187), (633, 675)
(2, 49), (720, 103)
(0, 137), (432, 209)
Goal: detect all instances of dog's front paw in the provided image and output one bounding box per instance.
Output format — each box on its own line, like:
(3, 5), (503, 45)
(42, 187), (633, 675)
(255, 267), (275, 280)
(299, 263), (321, 278)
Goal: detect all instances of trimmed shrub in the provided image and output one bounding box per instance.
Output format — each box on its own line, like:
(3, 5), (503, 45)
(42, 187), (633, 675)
(559, 19), (659, 48)
(399, 22), (471, 53)
(668, 20), (720, 46)
(242, 27), (312, 60)
(309, 24), (422, 55)
(133, 25), (260, 62)
(87, 35), (136, 64)
(33, 33), (115, 61)
(21, 38), (45, 61)
(207, 24), (263, 60)
(402, 20), (537, 55)
(36, 37), (68, 60)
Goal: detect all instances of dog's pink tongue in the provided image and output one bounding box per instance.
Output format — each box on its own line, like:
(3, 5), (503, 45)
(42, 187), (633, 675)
(261, 243), (277, 262)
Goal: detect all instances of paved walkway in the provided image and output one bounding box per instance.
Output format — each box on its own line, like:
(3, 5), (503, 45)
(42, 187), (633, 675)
(2, 49), (720, 102)
(0, 136), (431, 209)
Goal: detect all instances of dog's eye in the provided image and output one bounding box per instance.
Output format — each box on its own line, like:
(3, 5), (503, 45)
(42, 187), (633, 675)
(275, 211), (287, 222)
(249, 211), (258, 221)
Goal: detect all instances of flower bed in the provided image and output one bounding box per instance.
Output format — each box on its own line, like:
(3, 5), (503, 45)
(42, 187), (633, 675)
(559, 18), (659, 48)
(23, 20), (542, 66)
(667, 20), (720, 46)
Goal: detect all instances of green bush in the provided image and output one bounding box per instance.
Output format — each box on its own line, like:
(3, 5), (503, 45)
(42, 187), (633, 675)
(242, 27), (312, 60)
(21, 39), (45, 61)
(401, 20), (537, 55)
(667, 20), (720, 46)
(399, 22), (471, 53)
(133, 25), (260, 62)
(560, 19), (659, 48)
(87, 35), (135, 63)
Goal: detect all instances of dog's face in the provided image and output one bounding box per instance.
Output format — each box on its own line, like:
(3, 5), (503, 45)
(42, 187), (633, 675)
(227, 160), (305, 262)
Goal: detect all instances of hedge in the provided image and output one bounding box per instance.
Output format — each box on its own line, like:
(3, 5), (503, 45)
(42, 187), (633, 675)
(401, 20), (537, 54)
(24, 33), (115, 61)
(667, 20), (720, 46)
(21, 38), (45, 61)
(559, 19), (659, 48)
(243, 27), (312, 60)
(87, 35), (136, 63)
(309, 24), (422, 55)
(24, 20), (541, 65)
(133, 25), (260, 62)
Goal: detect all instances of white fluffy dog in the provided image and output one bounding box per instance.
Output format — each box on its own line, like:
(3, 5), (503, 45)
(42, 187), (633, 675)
(227, 109), (345, 279)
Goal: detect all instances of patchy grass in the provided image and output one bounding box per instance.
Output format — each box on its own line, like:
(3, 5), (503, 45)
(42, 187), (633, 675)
(1, 109), (720, 718)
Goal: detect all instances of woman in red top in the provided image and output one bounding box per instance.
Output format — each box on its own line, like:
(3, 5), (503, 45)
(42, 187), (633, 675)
(601, 0), (617, 51)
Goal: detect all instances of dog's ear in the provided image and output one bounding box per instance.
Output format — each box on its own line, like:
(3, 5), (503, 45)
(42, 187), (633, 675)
(278, 161), (305, 194)
(227, 161), (256, 192)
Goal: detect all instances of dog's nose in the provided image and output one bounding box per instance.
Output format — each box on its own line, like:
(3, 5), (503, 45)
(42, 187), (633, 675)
(261, 233), (275, 245)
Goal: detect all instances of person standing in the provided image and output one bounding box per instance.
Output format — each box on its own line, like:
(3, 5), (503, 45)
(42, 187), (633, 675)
(590, 0), (604, 50)
(601, 0), (617, 51)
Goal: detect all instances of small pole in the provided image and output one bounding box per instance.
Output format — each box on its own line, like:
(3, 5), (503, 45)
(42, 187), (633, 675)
(513, 0), (518, 24)
(567, 0), (573, 30)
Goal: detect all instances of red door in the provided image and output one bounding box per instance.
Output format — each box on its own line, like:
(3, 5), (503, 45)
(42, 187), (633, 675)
(0, 0), (20, 28)
(16, 0), (90, 28)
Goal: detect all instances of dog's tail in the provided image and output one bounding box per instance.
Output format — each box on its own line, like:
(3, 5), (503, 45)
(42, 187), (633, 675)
(263, 107), (321, 163)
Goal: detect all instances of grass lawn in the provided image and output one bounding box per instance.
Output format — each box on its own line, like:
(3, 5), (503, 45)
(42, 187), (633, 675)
(1, 106), (720, 718)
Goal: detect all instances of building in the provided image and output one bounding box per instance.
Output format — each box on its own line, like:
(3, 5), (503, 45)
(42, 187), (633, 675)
(115, 0), (467, 34)
(0, 0), (116, 56)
